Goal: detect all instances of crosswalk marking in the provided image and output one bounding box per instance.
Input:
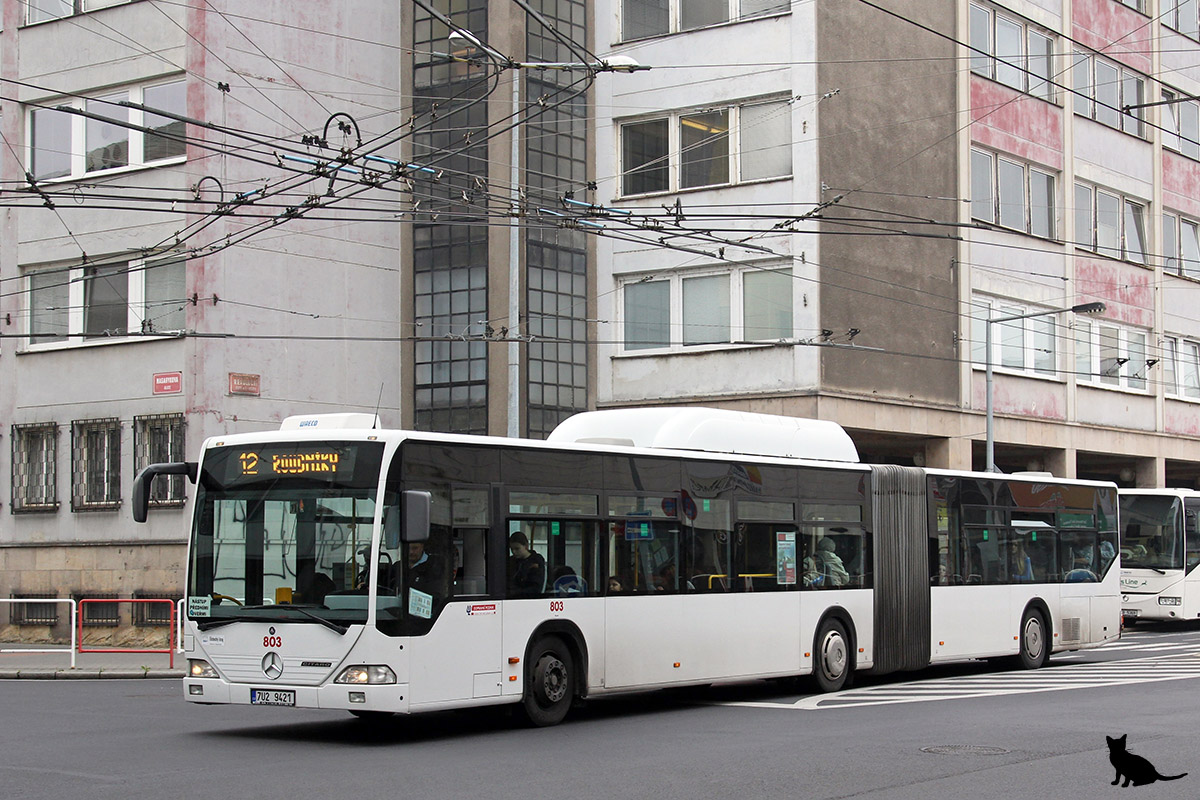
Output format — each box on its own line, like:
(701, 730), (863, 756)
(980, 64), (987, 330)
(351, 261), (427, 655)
(723, 652), (1200, 711)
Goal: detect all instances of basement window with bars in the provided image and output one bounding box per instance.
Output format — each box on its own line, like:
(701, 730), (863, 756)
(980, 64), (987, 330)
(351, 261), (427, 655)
(132, 591), (177, 627)
(75, 592), (120, 627)
(71, 418), (121, 511)
(134, 414), (186, 507)
(11, 422), (59, 513)
(8, 593), (59, 625)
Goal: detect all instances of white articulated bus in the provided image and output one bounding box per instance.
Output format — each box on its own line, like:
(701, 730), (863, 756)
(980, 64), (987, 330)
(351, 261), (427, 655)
(133, 408), (1120, 726)
(1119, 488), (1200, 623)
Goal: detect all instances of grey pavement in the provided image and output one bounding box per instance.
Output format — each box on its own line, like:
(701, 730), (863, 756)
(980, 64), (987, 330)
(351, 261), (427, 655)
(0, 643), (184, 679)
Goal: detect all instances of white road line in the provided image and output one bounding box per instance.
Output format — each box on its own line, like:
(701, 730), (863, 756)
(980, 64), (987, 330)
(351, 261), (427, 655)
(721, 651), (1200, 711)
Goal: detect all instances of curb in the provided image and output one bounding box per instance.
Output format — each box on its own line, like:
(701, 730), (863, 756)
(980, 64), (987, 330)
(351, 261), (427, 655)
(0, 669), (184, 679)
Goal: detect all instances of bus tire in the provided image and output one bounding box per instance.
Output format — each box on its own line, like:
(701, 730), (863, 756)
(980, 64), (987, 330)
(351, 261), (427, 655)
(1016, 608), (1049, 670)
(812, 618), (852, 693)
(522, 636), (574, 727)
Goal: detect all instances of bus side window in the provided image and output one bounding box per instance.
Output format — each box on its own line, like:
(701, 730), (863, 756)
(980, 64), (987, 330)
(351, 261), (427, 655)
(543, 520), (601, 597)
(734, 523), (797, 592)
(1025, 531), (1055, 582)
(1185, 501), (1200, 573)
(453, 528), (488, 596)
(610, 522), (679, 593)
(1061, 532), (1099, 582)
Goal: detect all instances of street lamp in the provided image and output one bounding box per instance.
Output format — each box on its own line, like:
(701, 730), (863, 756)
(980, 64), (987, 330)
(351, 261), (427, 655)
(984, 301), (1106, 472)
(446, 31), (647, 436)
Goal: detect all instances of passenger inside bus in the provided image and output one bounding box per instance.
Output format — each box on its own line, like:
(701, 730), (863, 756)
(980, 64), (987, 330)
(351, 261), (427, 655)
(508, 531), (547, 597)
(815, 537), (849, 587)
(1008, 541), (1034, 582)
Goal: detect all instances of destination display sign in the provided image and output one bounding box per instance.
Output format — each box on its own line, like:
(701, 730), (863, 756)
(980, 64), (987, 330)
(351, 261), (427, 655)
(218, 444), (360, 485)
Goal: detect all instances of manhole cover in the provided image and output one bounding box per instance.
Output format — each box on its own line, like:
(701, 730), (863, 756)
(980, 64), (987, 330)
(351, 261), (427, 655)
(921, 745), (1010, 756)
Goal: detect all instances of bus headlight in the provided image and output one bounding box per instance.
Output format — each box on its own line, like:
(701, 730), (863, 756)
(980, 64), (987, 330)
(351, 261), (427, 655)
(189, 659), (219, 678)
(334, 665), (397, 685)
(1159, 596), (1182, 606)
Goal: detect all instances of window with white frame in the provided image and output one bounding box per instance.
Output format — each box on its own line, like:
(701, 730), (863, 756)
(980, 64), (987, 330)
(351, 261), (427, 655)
(28, 77), (185, 181)
(1074, 319), (1150, 390)
(25, 255), (185, 347)
(134, 414), (186, 506)
(622, 265), (793, 351)
(970, 298), (1058, 376)
(26, 0), (132, 25)
(620, 98), (792, 196)
(11, 423), (59, 512)
(1162, 335), (1200, 398)
(1072, 52), (1146, 136)
(621, 0), (789, 40)
(969, 4), (1055, 101)
(71, 418), (121, 510)
(970, 149), (1055, 237)
(1074, 183), (1147, 264)
(1162, 211), (1200, 278)
(1160, 89), (1200, 159)
(1162, 0), (1200, 40)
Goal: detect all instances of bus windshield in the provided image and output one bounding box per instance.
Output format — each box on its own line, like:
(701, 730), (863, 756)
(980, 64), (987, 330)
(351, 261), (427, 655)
(1120, 494), (1182, 570)
(187, 441), (386, 628)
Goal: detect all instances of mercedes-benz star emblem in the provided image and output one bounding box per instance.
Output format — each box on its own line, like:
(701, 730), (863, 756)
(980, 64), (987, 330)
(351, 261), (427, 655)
(262, 652), (284, 680)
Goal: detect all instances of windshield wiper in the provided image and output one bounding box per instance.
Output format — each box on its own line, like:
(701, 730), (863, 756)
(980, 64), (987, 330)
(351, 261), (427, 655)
(280, 605), (349, 635)
(195, 605), (349, 634)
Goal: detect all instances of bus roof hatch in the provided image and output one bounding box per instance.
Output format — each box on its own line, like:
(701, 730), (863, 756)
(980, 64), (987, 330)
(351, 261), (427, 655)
(279, 413), (381, 431)
(548, 407), (859, 463)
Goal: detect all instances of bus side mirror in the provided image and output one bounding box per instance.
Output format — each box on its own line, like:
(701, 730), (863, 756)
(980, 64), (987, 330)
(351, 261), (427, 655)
(132, 462), (197, 523)
(403, 490), (431, 543)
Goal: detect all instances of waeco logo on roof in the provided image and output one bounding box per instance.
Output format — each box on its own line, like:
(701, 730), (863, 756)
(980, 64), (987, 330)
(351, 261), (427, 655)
(298, 420), (319, 427)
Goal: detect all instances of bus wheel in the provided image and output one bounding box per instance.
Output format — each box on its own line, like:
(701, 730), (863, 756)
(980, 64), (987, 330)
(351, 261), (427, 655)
(1017, 608), (1049, 669)
(813, 618), (852, 693)
(522, 637), (573, 727)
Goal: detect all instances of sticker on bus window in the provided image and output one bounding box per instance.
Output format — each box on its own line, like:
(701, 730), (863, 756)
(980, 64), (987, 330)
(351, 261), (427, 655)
(188, 595), (212, 618)
(776, 532), (797, 585)
(409, 589), (433, 619)
(626, 520), (654, 540)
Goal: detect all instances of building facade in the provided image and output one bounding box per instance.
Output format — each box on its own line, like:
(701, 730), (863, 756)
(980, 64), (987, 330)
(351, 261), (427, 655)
(0, 0), (591, 637)
(595, 0), (1200, 487)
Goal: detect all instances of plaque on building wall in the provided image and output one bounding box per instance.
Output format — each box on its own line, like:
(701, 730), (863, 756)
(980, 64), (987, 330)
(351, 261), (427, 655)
(153, 372), (183, 395)
(228, 373), (261, 396)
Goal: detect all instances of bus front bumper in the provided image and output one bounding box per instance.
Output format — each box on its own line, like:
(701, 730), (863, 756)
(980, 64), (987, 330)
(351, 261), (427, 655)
(1122, 593), (1182, 621)
(183, 679), (411, 713)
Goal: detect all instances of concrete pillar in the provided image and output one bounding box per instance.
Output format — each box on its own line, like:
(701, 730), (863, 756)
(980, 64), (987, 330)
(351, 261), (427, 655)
(1045, 448), (1075, 479)
(924, 437), (972, 471)
(1135, 456), (1164, 488)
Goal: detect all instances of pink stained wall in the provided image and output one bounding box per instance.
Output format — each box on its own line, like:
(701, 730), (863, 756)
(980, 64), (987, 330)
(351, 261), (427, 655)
(971, 373), (1066, 419)
(1163, 151), (1200, 219)
(970, 78), (1064, 169)
(1071, 0), (1152, 73)
(1165, 402), (1200, 436)
(1074, 257), (1155, 328)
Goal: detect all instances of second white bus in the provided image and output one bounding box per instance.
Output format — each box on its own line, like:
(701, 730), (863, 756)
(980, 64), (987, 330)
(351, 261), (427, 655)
(1119, 488), (1200, 622)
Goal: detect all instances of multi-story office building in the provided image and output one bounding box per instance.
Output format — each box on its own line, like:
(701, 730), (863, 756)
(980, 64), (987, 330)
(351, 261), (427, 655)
(0, 0), (591, 633)
(595, 0), (1200, 486)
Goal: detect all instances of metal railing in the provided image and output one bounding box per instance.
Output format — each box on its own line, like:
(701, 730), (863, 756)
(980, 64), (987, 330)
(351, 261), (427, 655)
(0, 598), (77, 668)
(77, 598), (176, 669)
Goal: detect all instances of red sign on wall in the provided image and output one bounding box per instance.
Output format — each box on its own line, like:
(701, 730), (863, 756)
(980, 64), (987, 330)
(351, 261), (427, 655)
(229, 373), (261, 396)
(153, 372), (183, 395)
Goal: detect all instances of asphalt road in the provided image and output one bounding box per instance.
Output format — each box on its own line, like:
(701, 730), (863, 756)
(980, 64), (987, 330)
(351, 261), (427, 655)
(4, 623), (1200, 800)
